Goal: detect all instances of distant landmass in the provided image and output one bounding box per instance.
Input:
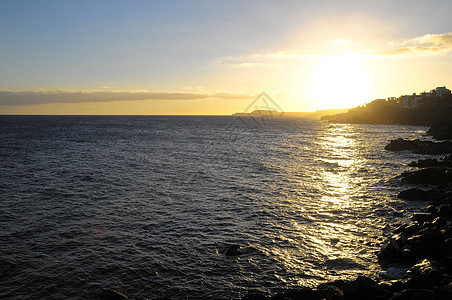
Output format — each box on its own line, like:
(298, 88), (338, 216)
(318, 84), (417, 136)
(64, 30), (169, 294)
(232, 108), (349, 118)
(321, 86), (452, 126)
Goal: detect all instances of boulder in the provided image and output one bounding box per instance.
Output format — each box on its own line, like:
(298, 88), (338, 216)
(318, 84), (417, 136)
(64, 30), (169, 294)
(405, 259), (445, 288)
(340, 276), (391, 300)
(441, 238), (452, 257)
(409, 158), (443, 168)
(390, 289), (436, 300)
(398, 188), (427, 201)
(325, 285), (343, 300)
(415, 231), (442, 257)
(402, 168), (450, 184)
(271, 288), (321, 300)
(385, 139), (423, 151)
(412, 213), (433, 224)
(378, 240), (405, 262)
(426, 123), (452, 140)
(404, 222), (421, 236)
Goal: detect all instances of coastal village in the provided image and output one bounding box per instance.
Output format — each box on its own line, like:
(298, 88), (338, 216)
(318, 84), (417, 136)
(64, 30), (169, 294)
(364, 86), (452, 109)
(322, 86), (452, 126)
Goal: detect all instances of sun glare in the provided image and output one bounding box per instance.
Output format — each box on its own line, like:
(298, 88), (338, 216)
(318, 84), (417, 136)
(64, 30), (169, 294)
(310, 54), (371, 109)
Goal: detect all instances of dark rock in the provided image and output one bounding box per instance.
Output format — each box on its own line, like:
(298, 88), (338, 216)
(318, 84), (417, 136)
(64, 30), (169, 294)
(385, 139), (423, 151)
(405, 259), (446, 289)
(398, 188), (427, 201)
(101, 289), (129, 300)
(438, 204), (452, 218)
(379, 239), (405, 262)
(409, 158), (443, 168)
(390, 289), (436, 300)
(441, 238), (452, 257)
(427, 123), (452, 140)
(402, 168), (450, 184)
(444, 154), (452, 163)
(325, 285), (343, 300)
(425, 188), (452, 204)
(271, 288), (321, 300)
(432, 216), (446, 229)
(394, 224), (408, 234)
(412, 213), (433, 224)
(404, 222), (421, 236)
(416, 231), (443, 257)
(385, 138), (452, 154)
(340, 276), (391, 300)
(223, 244), (256, 256)
(394, 233), (409, 248)
(441, 282), (452, 298)
(426, 205), (438, 214)
(394, 210), (404, 217)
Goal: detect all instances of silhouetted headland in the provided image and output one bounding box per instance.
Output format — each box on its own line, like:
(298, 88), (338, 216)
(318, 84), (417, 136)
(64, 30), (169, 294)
(233, 108), (348, 118)
(321, 87), (452, 128)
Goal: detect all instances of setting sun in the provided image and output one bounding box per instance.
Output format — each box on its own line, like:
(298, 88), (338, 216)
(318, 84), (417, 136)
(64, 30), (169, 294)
(310, 54), (372, 109)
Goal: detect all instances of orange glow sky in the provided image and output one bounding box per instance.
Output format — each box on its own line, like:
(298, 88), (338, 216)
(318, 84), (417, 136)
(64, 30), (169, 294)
(1, 0), (452, 115)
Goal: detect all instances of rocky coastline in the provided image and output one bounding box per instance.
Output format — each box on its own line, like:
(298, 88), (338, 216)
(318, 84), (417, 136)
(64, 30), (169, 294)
(240, 126), (452, 300)
(101, 125), (452, 300)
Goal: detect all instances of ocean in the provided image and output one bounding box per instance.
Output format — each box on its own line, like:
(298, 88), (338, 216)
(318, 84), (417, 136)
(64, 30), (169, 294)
(0, 115), (431, 299)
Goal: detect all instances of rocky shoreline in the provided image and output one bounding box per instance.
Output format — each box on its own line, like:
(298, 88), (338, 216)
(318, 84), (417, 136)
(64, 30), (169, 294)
(241, 128), (452, 300)
(101, 126), (452, 300)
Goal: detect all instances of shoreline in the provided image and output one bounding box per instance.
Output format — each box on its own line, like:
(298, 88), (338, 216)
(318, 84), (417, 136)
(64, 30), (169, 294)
(239, 127), (452, 300)
(100, 124), (452, 300)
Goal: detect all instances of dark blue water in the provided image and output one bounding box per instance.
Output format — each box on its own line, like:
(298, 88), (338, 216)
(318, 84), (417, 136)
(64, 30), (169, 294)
(0, 115), (431, 299)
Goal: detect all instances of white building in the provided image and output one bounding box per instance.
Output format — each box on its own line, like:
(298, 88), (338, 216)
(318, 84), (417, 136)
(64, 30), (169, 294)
(431, 86), (451, 97)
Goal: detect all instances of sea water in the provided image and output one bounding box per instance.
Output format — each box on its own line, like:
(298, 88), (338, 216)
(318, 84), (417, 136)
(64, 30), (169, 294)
(0, 115), (431, 299)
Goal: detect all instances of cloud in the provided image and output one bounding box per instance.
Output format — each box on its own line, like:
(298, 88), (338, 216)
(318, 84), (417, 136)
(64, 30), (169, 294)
(377, 32), (452, 56)
(0, 90), (255, 105)
(272, 32), (452, 58)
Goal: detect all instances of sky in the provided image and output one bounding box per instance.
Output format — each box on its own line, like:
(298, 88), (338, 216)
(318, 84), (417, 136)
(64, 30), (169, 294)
(1, 0), (452, 115)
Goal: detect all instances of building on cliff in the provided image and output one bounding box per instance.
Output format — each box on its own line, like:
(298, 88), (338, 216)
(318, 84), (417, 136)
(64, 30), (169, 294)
(397, 87), (451, 108)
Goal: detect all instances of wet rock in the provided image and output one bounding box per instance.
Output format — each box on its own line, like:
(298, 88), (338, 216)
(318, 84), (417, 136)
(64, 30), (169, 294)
(223, 244), (256, 256)
(441, 282), (452, 298)
(402, 168), (450, 184)
(409, 158), (443, 168)
(341, 276), (391, 300)
(444, 154), (452, 163)
(271, 288), (321, 300)
(394, 210), (404, 217)
(412, 213), (433, 224)
(101, 289), (129, 300)
(385, 138), (452, 154)
(416, 231), (443, 257)
(385, 139), (423, 151)
(380, 280), (404, 293)
(325, 285), (343, 300)
(427, 123), (452, 140)
(432, 216), (446, 228)
(394, 224), (408, 234)
(441, 238), (452, 257)
(438, 204), (452, 218)
(390, 289), (436, 300)
(405, 259), (446, 289)
(404, 222), (421, 236)
(426, 205), (438, 214)
(398, 188), (427, 201)
(378, 239), (405, 262)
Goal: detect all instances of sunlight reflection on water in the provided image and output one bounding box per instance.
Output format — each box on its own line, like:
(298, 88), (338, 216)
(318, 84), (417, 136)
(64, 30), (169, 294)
(0, 116), (432, 298)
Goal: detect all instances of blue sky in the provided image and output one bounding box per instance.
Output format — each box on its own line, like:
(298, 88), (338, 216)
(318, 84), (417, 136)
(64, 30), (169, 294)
(1, 0), (452, 114)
